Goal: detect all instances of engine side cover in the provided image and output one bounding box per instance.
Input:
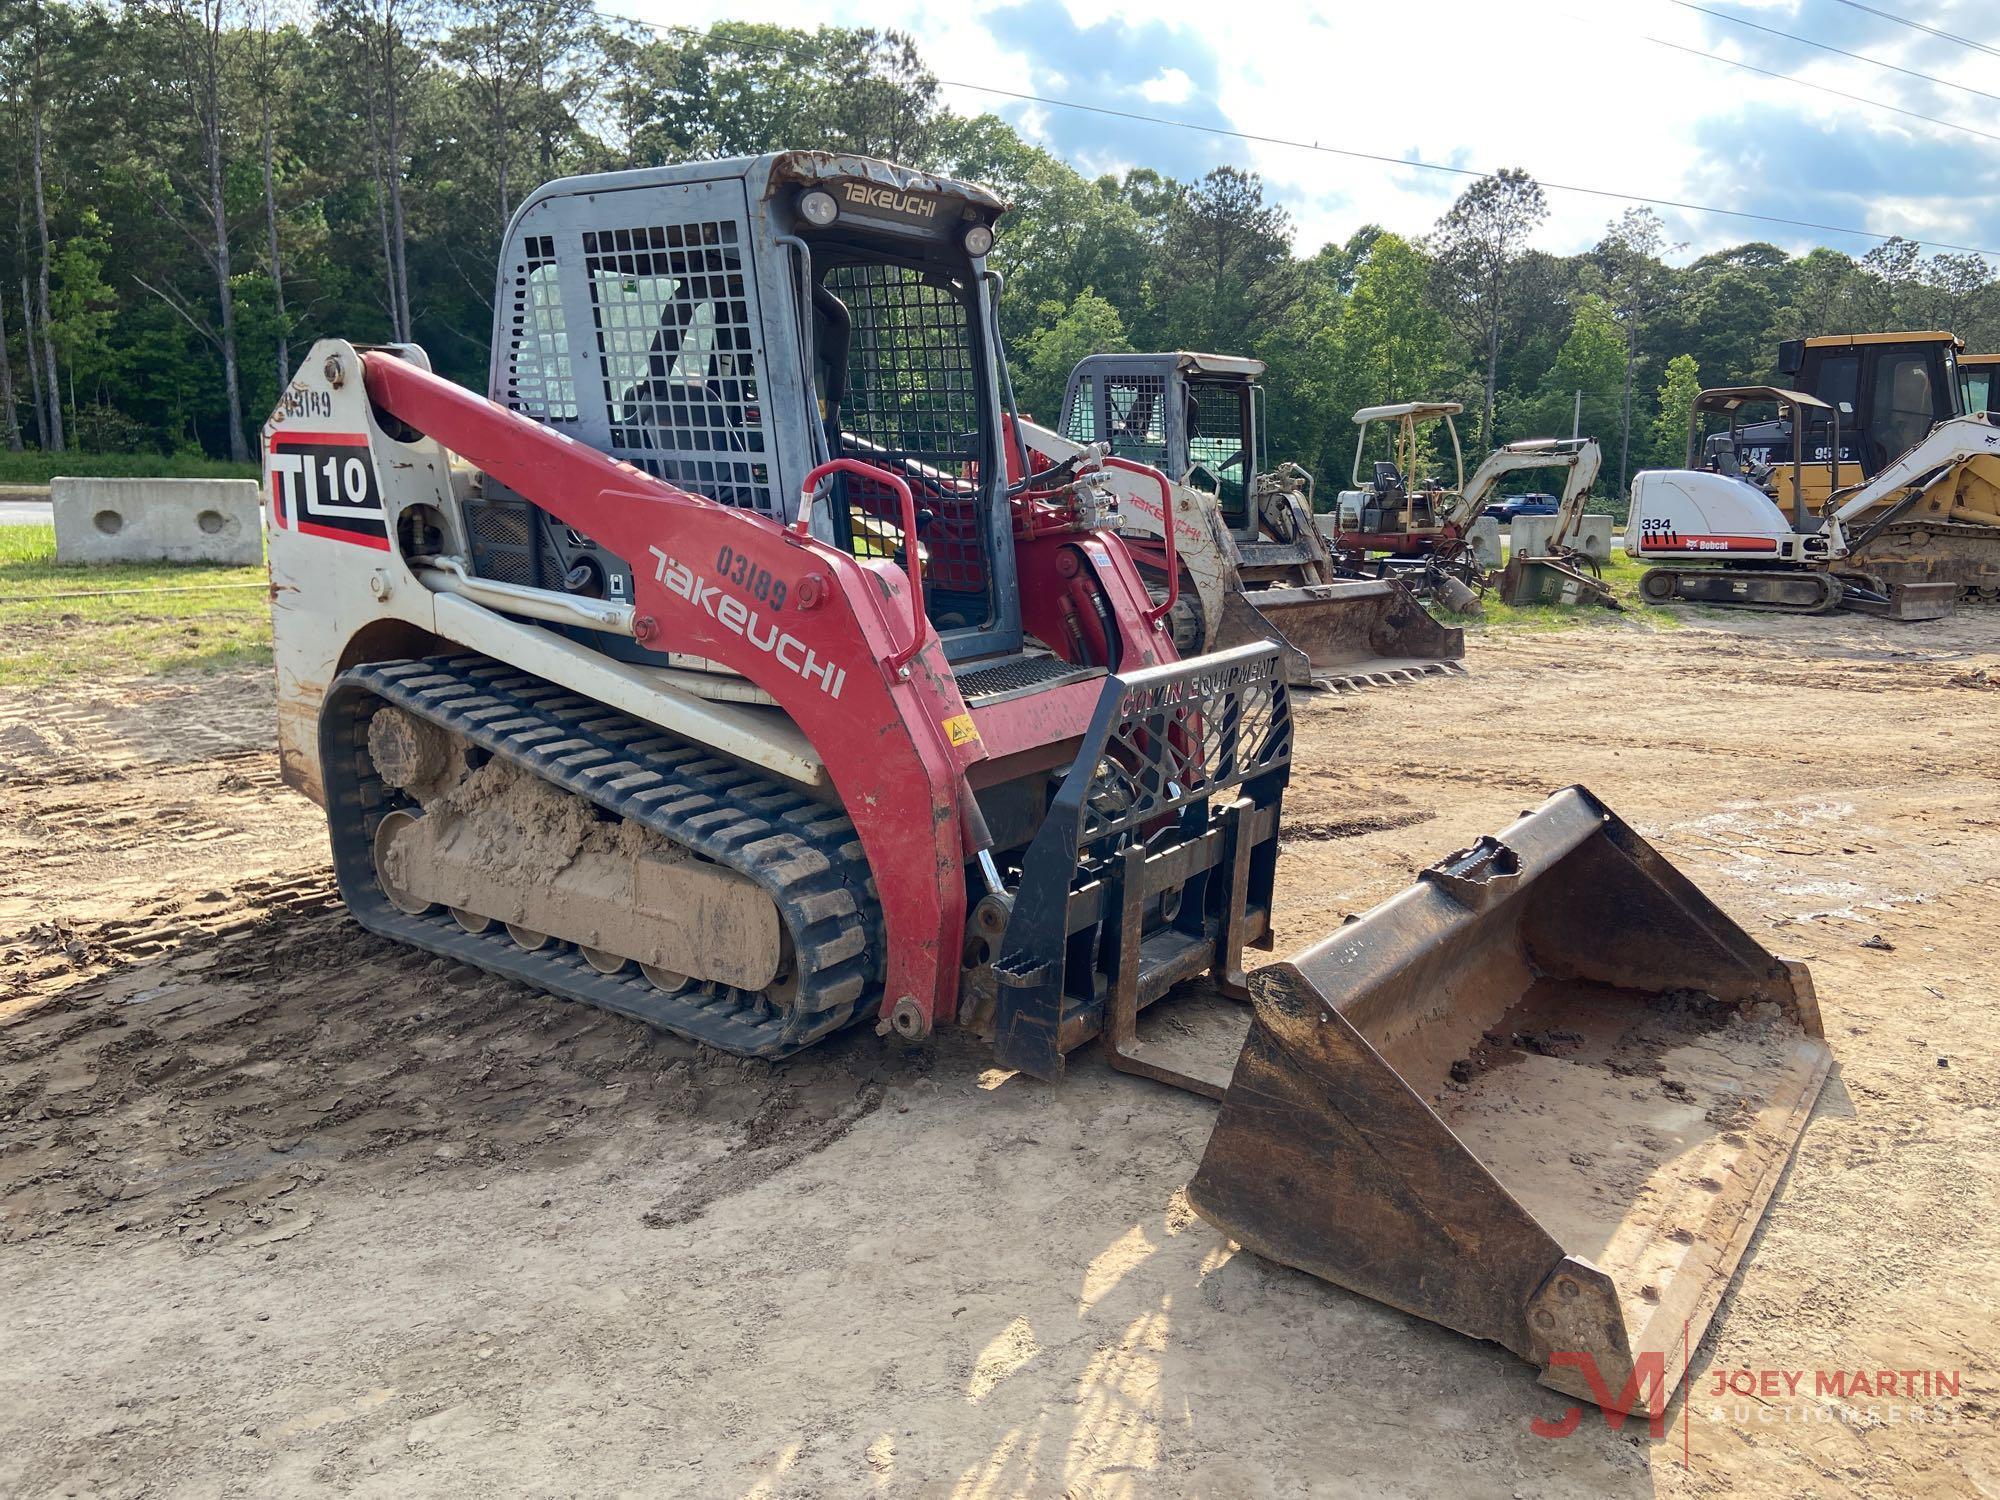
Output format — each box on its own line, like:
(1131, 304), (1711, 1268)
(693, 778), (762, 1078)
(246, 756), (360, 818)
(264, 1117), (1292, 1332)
(1626, 470), (1795, 559)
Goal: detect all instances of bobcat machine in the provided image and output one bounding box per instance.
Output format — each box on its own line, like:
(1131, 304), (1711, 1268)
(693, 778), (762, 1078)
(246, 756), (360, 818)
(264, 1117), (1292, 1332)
(264, 151), (1831, 1419)
(1321, 400), (1612, 606)
(1040, 351), (1465, 690)
(1725, 332), (2000, 602)
(1628, 383), (1975, 617)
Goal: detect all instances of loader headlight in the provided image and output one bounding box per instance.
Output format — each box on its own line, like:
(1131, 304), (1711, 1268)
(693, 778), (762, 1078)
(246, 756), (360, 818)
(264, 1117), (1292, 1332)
(962, 223), (995, 258)
(799, 189), (839, 228)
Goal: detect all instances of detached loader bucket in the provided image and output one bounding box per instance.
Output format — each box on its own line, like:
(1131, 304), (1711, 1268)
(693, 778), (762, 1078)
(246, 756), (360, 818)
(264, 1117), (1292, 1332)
(1216, 579), (1465, 693)
(1187, 787), (1830, 1416)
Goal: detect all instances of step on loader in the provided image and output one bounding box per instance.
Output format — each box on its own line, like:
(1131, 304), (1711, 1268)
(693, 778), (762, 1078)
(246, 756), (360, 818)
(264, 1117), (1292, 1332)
(1041, 352), (1465, 691)
(264, 150), (1824, 1420)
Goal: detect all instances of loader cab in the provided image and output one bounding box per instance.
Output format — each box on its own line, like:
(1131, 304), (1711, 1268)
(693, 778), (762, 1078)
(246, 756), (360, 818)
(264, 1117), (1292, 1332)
(483, 152), (1022, 665)
(1959, 353), (2000, 419)
(1062, 352), (1266, 536)
(1753, 332), (1963, 488)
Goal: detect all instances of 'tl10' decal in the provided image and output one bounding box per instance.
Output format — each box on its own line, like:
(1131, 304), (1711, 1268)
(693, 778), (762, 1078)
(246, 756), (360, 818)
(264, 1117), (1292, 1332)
(268, 432), (388, 549)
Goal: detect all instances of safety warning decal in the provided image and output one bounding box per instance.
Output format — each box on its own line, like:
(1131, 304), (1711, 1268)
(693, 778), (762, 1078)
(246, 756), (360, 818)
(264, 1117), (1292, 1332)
(942, 713), (981, 747)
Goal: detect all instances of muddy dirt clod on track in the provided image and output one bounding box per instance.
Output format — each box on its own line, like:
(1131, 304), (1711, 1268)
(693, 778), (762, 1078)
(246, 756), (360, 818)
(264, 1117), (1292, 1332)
(3, 617), (1998, 1498)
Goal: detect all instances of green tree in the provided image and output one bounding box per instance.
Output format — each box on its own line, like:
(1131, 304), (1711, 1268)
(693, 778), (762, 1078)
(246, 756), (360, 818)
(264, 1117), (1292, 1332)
(1594, 207), (1680, 492)
(1527, 294), (1624, 445)
(1141, 167), (1301, 354)
(1326, 233), (1467, 481)
(1012, 288), (1128, 426)
(1648, 353), (1702, 470)
(1333, 232), (1459, 414)
(1427, 168), (1547, 449)
(938, 118), (1158, 351)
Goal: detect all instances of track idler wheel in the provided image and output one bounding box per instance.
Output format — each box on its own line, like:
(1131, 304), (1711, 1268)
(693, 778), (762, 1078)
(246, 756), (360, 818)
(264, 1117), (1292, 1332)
(372, 810), (435, 916)
(1638, 568), (1677, 604)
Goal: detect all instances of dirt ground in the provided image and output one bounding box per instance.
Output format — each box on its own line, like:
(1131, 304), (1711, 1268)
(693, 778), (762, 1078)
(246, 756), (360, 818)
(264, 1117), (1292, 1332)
(3, 612), (1997, 1498)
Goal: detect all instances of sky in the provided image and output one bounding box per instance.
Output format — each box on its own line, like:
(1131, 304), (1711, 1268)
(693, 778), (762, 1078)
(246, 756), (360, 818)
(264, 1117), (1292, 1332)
(615, 0), (2000, 267)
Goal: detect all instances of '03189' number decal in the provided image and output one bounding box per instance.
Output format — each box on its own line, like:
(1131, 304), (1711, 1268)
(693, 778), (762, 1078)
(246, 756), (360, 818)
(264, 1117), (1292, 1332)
(716, 544), (788, 611)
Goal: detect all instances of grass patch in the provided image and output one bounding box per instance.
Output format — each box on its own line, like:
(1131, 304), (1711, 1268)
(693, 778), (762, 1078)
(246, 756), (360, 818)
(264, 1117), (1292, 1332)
(0, 451), (261, 486)
(1449, 551), (1682, 635)
(0, 522), (271, 687)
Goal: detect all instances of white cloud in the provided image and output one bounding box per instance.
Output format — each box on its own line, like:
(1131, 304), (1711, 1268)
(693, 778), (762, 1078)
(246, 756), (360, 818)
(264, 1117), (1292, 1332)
(615, 0), (2000, 263)
(1137, 67), (1194, 105)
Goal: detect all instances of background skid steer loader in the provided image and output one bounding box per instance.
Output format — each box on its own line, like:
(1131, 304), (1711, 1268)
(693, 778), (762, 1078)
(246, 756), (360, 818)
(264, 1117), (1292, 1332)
(1033, 352), (1464, 691)
(1187, 788), (1832, 1416)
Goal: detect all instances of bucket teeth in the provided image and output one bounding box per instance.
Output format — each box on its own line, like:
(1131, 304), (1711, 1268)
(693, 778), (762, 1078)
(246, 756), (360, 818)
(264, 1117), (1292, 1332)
(1213, 582), (1466, 692)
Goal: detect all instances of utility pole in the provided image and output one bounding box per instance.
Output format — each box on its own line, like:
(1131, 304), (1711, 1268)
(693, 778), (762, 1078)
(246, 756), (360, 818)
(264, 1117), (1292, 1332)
(1572, 389), (1582, 440)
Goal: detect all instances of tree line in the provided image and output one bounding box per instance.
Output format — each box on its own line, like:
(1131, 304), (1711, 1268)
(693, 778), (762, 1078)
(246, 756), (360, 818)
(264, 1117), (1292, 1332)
(6, 1), (2000, 496)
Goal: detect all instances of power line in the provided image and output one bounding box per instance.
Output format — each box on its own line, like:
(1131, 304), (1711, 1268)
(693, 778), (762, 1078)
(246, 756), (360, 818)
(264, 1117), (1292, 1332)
(1671, 0), (2000, 110)
(939, 80), (2000, 257)
(588, 7), (2000, 257)
(1630, 24), (2000, 148)
(1825, 0), (2000, 62)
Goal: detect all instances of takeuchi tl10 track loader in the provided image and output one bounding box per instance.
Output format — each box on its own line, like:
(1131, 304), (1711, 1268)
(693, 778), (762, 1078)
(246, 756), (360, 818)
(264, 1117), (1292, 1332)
(1627, 383), (1981, 618)
(1031, 351), (1465, 690)
(265, 151), (1830, 1418)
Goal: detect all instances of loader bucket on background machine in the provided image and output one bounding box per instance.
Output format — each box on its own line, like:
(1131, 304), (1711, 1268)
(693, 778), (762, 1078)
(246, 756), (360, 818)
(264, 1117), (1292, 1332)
(1213, 579), (1467, 692)
(1187, 787), (1831, 1416)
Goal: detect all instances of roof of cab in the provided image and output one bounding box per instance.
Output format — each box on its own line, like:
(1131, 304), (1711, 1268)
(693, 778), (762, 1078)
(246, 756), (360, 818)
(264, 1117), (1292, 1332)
(1695, 385), (1831, 413)
(1353, 400), (1463, 424)
(1802, 330), (1962, 350)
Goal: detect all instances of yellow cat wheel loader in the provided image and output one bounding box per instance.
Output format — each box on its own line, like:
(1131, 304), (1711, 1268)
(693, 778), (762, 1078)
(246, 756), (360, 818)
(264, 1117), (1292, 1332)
(264, 150), (1829, 1419)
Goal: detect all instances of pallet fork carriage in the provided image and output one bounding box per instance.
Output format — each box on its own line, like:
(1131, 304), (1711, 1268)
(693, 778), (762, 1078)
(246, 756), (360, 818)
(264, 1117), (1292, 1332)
(265, 149), (1828, 1419)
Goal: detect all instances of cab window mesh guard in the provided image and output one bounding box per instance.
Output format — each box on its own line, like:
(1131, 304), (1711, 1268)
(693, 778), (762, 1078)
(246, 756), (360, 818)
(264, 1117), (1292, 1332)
(824, 263), (987, 596)
(583, 221), (776, 514)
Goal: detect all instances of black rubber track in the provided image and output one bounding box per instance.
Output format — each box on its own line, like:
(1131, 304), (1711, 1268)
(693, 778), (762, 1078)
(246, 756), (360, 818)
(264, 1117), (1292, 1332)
(320, 655), (881, 1057)
(1639, 566), (1841, 613)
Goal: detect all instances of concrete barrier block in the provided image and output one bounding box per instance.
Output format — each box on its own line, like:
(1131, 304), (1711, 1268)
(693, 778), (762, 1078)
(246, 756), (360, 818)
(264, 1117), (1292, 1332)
(1509, 513), (1613, 564)
(1510, 514), (1559, 558)
(1466, 516), (1502, 569)
(52, 478), (263, 565)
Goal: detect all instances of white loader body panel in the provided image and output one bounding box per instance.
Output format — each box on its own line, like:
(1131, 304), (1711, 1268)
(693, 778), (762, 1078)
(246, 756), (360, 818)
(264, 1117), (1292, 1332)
(1626, 470), (1802, 562)
(264, 340), (825, 806)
